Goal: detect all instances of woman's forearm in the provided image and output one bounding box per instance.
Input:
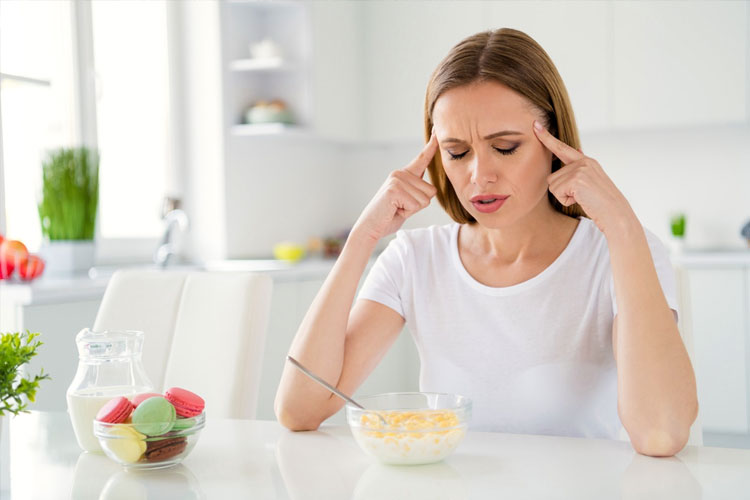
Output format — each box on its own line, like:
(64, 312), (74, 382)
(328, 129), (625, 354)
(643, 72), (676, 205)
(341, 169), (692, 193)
(274, 229), (378, 430)
(606, 210), (698, 456)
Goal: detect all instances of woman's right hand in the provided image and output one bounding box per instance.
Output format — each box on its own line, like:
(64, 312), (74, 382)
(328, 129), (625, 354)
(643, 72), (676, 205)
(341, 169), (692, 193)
(352, 132), (439, 243)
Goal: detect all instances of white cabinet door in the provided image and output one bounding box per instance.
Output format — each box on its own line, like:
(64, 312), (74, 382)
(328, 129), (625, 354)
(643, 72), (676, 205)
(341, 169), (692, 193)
(481, 1), (610, 134)
(310, 1), (364, 142)
(361, 1), (609, 142)
(612, 1), (746, 129)
(689, 268), (748, 434)
(20, 300), (102, 412)
(362, 1), (487, 143)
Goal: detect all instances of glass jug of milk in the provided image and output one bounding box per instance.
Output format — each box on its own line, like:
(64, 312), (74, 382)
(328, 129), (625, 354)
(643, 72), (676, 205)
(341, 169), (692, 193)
(66, 329), (154, 452)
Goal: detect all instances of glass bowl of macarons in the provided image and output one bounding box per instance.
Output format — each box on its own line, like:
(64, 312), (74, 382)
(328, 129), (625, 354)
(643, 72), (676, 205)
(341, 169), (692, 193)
(93, 387), (206, 470)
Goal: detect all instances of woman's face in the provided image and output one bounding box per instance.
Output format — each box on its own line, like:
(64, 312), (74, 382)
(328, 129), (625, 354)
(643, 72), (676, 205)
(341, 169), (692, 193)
(432, 80), (554, 228)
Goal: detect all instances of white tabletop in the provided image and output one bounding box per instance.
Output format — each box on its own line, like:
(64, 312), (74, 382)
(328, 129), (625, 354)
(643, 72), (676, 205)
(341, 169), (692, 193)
(2, 411), (750, 499)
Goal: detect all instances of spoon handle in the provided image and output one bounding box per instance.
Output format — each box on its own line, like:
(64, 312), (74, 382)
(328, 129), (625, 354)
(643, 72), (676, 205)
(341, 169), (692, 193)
(286, 355), (365, 410)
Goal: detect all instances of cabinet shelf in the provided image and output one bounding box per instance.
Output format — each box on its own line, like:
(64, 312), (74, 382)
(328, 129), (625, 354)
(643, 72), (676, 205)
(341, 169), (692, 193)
(229, 58), (300, 73)
(230, 123), (308, 137)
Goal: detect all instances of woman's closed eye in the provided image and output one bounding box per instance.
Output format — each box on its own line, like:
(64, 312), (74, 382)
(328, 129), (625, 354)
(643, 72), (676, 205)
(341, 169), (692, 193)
(447, 146), (518, 161)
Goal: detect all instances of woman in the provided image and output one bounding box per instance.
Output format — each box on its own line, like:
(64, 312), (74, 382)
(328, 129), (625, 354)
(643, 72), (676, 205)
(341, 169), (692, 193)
(275, 28), (698, 457)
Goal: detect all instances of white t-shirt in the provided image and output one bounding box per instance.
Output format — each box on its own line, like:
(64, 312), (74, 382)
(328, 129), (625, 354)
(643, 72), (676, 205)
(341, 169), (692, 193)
(357, 216), (678, 439)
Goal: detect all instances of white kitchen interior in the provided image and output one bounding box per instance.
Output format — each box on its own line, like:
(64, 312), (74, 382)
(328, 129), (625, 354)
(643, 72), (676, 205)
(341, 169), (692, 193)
(1, 0), (750, 495)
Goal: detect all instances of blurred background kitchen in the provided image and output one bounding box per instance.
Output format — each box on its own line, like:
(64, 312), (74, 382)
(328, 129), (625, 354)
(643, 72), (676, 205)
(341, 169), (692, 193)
(0, 0), (749, 448)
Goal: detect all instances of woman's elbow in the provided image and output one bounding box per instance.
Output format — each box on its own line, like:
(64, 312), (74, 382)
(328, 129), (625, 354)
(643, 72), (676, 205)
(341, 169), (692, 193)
(630, 425), (691, 457)
(274, 396), (324, 432)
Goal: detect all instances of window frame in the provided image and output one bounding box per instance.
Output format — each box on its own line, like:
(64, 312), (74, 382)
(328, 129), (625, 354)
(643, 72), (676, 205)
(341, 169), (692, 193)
(74, 0), (185, 265)
(0, 1), (185, 264)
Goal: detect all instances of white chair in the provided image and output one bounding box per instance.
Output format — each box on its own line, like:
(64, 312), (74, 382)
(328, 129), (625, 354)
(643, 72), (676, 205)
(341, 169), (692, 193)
(93, 269), (272, 419)
(93, 270), (190, 392)
(162, 272), (272, 419)
(674, 264), (704, 446)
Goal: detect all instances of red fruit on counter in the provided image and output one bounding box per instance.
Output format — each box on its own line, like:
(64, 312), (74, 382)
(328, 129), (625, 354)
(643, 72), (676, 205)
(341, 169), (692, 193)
(0, 260), (12, 279)
(19, 255), (45, 281)
(0, 240), (29, 280)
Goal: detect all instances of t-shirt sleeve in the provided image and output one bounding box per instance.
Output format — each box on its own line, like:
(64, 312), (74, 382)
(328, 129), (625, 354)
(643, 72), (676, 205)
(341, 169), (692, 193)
(357, 231), (410, 318)
(610, 227), (679, 321)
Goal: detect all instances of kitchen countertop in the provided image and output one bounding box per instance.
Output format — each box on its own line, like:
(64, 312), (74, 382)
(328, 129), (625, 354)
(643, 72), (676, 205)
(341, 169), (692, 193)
(3, 411), (749, 499)
(0, 258), (347, 306)
(1, 248), (748, 307)
(672, 249), (750, 267)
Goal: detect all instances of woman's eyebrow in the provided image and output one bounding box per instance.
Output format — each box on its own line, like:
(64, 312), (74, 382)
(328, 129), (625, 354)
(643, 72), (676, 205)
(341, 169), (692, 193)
(441, 130), (523, 144)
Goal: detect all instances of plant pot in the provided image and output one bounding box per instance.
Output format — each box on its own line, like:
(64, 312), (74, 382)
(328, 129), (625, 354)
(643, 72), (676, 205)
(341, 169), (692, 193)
(668, 236), (686, 255)
(1, 415), (9, 493)
(39, 240), (96, 276)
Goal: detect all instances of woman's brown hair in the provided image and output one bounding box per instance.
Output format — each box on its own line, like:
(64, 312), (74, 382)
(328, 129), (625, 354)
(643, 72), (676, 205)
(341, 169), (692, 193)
(424, 28), (587, 223)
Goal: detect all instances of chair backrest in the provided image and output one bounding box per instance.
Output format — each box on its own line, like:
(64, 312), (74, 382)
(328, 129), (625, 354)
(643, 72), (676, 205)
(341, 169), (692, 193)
(673, 264), (704, 446)
(93, 269), (272, 419)
(93, 270), (189, 391)
(162, 272), (272, 419)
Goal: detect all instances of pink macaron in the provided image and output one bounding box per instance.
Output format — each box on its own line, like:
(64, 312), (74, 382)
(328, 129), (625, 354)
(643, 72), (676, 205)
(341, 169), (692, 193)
(131, 392), (163, 408)
(164, 387), (205, 418)
(96, 396), (133, 423)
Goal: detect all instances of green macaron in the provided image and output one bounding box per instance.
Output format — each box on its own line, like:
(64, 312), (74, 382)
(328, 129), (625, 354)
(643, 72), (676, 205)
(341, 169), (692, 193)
(132, 396), (176, 436)
(171, 417), (195, 431)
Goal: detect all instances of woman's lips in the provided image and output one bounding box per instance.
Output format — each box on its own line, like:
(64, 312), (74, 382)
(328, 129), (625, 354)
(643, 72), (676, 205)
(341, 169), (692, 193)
(470, 195), (509, 214)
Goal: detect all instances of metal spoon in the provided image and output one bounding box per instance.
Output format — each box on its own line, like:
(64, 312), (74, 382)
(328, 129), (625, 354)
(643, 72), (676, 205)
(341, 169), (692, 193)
(286, 355), (388, 426)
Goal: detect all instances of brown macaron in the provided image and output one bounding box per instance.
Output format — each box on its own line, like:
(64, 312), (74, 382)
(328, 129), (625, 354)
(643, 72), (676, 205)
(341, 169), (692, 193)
(145, 436), (187, 462)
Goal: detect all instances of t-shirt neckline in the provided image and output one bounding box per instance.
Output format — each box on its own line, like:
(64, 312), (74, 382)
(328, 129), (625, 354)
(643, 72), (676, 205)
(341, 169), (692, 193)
(451, 217), (585, 296)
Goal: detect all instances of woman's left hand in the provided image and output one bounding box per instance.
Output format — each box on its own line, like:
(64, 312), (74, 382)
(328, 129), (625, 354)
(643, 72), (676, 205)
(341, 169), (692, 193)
(532, 120), (635, 236)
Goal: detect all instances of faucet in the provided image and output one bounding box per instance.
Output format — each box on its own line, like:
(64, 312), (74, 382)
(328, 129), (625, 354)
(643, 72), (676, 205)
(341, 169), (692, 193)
(154, 197), (189, 268)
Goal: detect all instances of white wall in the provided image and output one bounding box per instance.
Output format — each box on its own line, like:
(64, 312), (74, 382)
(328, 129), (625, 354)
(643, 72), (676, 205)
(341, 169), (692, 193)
(213, 1), (750, 258)
(220, 124), (750, 257)
(339, 124), (750, 253)
(223, 135), (354, 258)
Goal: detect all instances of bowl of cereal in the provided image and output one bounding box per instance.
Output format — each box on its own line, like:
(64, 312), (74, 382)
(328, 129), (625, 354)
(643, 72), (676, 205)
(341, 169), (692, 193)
(346, 392), (471, 465)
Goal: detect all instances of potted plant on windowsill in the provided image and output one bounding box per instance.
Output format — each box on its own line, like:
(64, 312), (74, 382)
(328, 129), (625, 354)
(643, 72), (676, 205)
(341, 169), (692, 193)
(37, 147), (99, 275)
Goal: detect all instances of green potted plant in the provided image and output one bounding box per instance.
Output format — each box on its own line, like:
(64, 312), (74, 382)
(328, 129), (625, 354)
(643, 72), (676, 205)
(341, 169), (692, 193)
(669, 212), (686, 254)
(1, 331), (50, 475)
(37, 147), (99, 275)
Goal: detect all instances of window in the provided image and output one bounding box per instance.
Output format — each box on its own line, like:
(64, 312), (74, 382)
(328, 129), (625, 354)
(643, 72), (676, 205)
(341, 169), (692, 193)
(0, 0), (177, 262)
(90, 0), (172, 240)
(0, 0), (77, 251)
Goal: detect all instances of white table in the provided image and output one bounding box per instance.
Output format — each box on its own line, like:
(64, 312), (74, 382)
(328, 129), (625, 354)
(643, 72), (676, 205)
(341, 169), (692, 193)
(2, 411), (750, 499)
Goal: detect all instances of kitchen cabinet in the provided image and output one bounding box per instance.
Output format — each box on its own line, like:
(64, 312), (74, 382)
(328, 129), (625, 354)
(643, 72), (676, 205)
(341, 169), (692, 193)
(677, 252), (750, 447)
(219, 1), (364, 142)
(309, 1), (364, 142)
(360, 2), (486, 143)
(479, 1), (610, 134)
(612, 1), (746, 129)
(222, 1), (313, 135)
(0, 282), (105, 410)
(355, 0), (747, 142)
(359, 1), (610, 142)
(689, 268), (748, 434)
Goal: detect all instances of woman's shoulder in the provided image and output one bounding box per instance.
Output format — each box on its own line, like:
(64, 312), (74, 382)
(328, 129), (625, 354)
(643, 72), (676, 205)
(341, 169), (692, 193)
(395, 223), (457, 244)
(389, 223), (458, 256)
(574, 216), (670, 260)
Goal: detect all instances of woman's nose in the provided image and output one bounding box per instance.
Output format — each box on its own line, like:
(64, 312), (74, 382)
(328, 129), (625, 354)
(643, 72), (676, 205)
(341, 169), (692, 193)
(469, 155), (498, 186)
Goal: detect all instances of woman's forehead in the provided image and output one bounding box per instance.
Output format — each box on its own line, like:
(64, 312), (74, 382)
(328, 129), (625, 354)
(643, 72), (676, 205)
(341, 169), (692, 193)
(433, 81), (535, 137)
